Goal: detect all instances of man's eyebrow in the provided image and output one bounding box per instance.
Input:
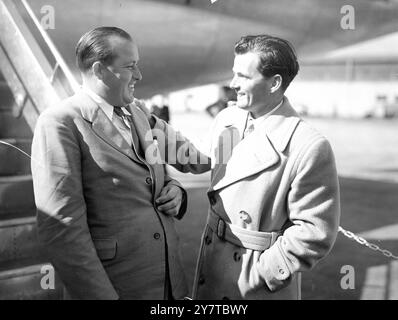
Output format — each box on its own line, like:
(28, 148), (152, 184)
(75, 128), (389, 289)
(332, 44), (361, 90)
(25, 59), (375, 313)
(123, 61), (138, 66)
(233, 70), (248, 77)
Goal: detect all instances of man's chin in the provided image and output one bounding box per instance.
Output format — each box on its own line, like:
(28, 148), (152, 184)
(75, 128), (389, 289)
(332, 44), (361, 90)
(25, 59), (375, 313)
(123, 95), (135, 105)
(236, 102), (249, 110)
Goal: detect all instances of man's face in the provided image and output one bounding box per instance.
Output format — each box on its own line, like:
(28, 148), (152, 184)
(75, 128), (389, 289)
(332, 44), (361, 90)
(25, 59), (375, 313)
(229, 52), (273, 117)
(102, 37), (142, 106)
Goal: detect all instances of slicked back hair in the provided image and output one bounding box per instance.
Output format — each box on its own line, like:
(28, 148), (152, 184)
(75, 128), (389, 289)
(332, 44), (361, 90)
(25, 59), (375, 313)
(234, 35), (299, 91)
(76, 26), (133, 73)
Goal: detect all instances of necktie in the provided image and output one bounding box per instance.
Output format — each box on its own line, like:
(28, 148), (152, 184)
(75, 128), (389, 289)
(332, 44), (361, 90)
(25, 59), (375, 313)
(113, 107), (142, 156)
(243, 116), (255, 139)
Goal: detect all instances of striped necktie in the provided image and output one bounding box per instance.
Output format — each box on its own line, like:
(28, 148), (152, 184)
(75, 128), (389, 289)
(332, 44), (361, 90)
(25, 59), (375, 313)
(113, 107), (142, 156)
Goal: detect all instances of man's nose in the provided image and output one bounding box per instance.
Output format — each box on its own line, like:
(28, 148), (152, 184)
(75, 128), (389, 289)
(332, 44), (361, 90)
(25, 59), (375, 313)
(229, 76), (238, 90)
(133, 66), (142, 81)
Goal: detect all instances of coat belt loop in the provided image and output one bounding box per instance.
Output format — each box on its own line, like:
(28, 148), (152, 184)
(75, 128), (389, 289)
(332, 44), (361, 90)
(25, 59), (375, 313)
(271, 231), (281, 246)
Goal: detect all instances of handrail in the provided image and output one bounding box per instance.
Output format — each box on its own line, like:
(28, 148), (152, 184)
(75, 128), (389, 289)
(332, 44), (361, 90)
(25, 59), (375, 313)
(20, 0), (80, 93)
(0, 0), (61, 124)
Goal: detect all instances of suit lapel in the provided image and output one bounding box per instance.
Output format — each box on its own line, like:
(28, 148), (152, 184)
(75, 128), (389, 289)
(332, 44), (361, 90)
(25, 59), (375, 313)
(129, 104), (165, 196)
(78, 91), (141, 163)
(129, 104), (155, 156)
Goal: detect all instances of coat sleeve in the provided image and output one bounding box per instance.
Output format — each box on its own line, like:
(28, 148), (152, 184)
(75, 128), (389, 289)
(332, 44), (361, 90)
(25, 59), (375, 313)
(256, 137), (340, 292)
(150, 115), (212, 174)
(31, 111), (119, 299)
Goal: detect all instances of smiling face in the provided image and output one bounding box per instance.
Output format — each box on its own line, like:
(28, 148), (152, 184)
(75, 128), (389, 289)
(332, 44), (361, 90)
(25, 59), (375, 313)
(229, 52), (275, 118)
(101, 37), (142, 106)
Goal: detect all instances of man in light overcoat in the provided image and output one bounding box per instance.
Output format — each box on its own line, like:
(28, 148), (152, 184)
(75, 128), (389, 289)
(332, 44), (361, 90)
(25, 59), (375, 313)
(151, 35), (340, 300)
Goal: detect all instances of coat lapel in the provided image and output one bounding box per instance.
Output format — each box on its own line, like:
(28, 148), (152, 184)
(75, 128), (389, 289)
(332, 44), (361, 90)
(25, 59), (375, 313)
(210, 98), (301, 191)
(77, 91), (140, 163)
(210, 127), (280, 191)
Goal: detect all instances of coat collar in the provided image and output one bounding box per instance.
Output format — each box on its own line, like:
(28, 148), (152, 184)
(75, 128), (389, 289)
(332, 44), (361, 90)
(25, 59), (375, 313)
(210, 97), (301, 191)
(262, 97), (301, 152)
(221, 97), (301, 152)
(76, 91), (142, 163)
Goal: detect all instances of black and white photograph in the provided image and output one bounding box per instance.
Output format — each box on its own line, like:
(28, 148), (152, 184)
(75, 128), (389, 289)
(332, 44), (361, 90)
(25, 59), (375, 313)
(0, 0), (397, 307)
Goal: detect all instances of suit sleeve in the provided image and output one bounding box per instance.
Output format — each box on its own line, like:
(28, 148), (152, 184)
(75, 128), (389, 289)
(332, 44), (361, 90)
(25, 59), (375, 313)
(256, 137), (340, 292)
(151, 115), (212, 174)
(31, 112), (119, 299)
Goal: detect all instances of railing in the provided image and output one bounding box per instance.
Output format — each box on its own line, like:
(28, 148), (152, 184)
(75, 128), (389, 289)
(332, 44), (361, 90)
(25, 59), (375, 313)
(0, 0), (79, 130)
(0, 0), (77, 300)
(20, 0), (80, 94)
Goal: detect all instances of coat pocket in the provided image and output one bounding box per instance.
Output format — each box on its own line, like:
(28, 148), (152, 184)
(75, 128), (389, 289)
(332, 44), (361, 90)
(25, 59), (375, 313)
(93, 238), (117, 261)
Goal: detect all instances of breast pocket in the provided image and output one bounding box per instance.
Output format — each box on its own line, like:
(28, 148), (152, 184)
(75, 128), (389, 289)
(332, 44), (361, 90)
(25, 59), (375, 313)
(93, 238), (117, 261)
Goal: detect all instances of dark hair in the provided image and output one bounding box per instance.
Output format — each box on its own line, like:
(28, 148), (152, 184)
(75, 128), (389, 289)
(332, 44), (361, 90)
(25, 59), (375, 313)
(234, 35), (299, 91)
(75, 26), (132, 73)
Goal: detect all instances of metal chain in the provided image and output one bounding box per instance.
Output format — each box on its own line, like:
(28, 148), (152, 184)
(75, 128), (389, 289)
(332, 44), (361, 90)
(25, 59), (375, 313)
(339, 226), (398, 260)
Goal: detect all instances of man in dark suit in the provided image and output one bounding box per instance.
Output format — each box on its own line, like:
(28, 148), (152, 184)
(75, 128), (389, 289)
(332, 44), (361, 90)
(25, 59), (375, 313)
(31, 27), (209, 299)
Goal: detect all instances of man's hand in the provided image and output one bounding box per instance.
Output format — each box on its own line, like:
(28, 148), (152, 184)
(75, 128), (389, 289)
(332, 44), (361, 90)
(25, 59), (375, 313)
(155, 184), (183, 217)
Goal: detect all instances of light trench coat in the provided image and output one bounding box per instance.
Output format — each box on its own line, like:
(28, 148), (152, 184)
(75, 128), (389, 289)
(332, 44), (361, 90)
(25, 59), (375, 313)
(155, 97), (340, 300)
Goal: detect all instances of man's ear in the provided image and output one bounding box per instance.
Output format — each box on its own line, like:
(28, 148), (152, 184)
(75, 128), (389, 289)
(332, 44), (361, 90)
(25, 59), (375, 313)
(92, 61), (104, 80)
(270, 74), (283, 93)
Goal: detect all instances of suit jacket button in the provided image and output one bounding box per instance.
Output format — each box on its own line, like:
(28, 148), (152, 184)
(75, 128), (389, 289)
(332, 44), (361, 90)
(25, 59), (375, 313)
(154, 233), (161, 240)
(198, 276), (205, 285)
(204, 235), (212, 245)
(233, 251), (241, 262)
(279, 268), (285, 275)
(146, 177), (152, 185)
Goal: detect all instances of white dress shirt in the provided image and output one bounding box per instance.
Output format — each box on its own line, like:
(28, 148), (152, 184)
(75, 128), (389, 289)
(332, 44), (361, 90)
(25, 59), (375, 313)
(244, 98), (284, 138)
(81, 86), (134, 145)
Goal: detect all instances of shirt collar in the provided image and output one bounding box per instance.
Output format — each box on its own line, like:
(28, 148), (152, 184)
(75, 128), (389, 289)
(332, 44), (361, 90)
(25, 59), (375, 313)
(81, 85), (131, 120)
(248, 98), (284, 127)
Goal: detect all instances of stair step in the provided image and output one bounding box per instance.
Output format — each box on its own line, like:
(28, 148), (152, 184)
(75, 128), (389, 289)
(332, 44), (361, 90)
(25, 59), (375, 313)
(0, 138), (32, 175)
(0, 216), (41, 263)
(0, 175), (35, 214)
(0, 111), (32, 139)
(0, 256), (44, 273)
(0, 261), (64, 300)
(0, 79), (15, 111)
(0, 208), (36, 220)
